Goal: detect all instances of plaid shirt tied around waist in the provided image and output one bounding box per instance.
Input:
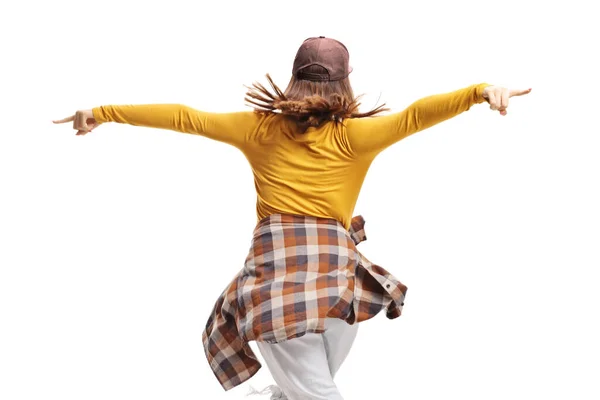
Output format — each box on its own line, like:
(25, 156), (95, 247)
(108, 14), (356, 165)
(202, 214), (408, 391)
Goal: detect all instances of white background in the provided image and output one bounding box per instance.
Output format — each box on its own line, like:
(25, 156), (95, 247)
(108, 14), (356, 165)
(1, 0), (598, 399)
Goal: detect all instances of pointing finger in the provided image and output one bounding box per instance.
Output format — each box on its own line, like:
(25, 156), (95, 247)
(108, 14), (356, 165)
(53, 115), (75, 124)
(509, 88), (532, 97)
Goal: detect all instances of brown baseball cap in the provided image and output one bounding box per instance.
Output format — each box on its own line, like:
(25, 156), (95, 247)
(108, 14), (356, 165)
(292, 36), (353, 82)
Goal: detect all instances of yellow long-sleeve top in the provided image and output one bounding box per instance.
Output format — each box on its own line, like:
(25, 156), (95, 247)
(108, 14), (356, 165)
(92, 83), (489, 229)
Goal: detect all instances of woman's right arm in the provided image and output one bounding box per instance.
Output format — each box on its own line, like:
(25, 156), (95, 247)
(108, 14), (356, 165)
(345, 83), (491, 157)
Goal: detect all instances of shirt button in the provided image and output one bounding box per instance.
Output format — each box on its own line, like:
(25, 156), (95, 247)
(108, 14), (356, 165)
(386, 284), (391, 289)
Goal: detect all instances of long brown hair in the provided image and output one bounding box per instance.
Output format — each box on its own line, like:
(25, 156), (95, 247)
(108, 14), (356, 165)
(245, 65), (389, 129)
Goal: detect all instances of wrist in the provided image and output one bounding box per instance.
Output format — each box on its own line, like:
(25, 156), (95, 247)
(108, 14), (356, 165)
(478, 84), (492, 103)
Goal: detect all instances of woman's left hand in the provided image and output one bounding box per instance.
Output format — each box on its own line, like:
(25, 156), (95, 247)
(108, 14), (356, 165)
(482, 86), (532, 116)
(53, 109), (101, 135)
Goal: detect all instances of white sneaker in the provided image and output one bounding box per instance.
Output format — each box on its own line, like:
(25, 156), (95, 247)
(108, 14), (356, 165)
(246, 384), (287, 399)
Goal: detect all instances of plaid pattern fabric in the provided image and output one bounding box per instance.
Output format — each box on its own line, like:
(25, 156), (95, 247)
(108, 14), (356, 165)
(202, 214), (408, 391)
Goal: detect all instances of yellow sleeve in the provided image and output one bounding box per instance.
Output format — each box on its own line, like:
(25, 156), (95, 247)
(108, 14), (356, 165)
(345, 83), (490, 157)
(92, 104), (263, 149)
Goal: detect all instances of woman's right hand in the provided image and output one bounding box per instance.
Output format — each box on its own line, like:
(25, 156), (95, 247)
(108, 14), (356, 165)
(53, 109), (102, 135)
(482, 86), (532, 116)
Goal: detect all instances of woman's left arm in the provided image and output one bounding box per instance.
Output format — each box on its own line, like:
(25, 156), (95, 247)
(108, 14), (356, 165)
(91, 104), (262, 149)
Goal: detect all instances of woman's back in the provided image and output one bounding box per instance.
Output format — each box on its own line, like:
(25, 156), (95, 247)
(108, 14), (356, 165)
(245, 113), (371, 229)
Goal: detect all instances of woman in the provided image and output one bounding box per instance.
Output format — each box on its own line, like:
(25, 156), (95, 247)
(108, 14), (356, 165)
(53, 36), (531, 399)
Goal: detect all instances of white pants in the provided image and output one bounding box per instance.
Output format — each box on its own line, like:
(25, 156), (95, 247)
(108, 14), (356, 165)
(254, 318), (359, 400)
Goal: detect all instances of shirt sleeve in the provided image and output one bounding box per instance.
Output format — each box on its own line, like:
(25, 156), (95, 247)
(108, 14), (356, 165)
(92, 104), (263, 149)
(345, 83), (490, 157)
